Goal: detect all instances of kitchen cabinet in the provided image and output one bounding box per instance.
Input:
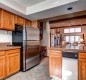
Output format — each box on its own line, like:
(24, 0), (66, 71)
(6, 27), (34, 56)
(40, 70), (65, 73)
(31, 20), (39, 28)
(79, 52), (86, 80)
(0, 48), (20, 79)
(49, 50), (62, 79)
(15, 15), (25, 26)
(0, 9), (15, 30)
(6, 49), (20, 76)
(0, 51), (5, 80)
(25, 19), (31, 27)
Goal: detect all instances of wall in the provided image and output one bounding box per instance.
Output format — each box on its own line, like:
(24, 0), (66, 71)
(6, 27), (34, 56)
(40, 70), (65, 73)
(0, 30), (12, 44)
(40, 21), (50, 56)
(50, 16), (86, 28)
(50, 26), (86, 44)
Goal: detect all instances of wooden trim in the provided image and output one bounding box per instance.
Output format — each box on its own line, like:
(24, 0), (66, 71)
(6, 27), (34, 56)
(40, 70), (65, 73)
(40, 10), (86, 22)
(50, 24), (86, 29)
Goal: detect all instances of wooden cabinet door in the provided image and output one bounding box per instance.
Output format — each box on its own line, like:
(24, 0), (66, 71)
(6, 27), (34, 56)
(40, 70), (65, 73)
(0, 51), (5, 79)
(31, 20), (38, 28)
(79, 59), (86, 80)
(49, 50), (62, 79)
(6, 49), (20, 76)
(79, 53), (86, 80)
(2, 10), (15, 30)
(15, 15), (25, 26)
(25, 19), (31, 27)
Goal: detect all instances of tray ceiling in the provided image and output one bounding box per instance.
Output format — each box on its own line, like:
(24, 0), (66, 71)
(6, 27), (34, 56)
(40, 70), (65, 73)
(12, 0), (46, 7)
(0, 0), (83, 20)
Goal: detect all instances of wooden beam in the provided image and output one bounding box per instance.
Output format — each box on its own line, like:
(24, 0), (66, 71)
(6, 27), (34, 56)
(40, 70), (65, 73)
(40, 10), (86, 22)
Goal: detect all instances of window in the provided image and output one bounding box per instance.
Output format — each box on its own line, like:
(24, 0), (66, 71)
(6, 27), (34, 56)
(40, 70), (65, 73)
(70, 28), (75, 33)
(64, 27), (81, 43)
(75, 27), (81, 32)
(65, 36), (80, 43)
(64, 28), (70, 33)
(64, 27), (81, 33)
(65, 36), (70, 42)
(70, 36), (74, 43)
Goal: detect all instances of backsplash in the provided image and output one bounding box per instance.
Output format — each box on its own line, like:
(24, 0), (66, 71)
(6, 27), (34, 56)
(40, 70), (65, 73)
(0, 30), (12, 44)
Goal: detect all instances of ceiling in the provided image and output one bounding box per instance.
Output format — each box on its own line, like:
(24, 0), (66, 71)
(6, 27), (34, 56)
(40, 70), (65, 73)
(12, 0), (46, 7)
(0, 0), (86, 21)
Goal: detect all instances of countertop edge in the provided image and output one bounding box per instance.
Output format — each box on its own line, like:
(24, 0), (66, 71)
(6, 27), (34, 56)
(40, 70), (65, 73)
(49, 47), (86, 53)
(0, 46), (21, 51)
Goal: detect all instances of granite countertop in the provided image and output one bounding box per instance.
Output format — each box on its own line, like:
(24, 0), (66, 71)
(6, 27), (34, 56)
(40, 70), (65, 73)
(50, 44), (86, 53)
(0, 46), (21, 51)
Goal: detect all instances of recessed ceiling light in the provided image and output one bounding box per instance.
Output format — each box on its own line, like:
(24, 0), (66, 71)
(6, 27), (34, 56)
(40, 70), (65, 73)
(53, 1), (59, 4)
(67, 7), (73, 10)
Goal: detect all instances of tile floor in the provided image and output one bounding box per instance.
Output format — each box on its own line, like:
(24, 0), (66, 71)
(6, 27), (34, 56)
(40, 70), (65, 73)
(5, 58), (51, 80)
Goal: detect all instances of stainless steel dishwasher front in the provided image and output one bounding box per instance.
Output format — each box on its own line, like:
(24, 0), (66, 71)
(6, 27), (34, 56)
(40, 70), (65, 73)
(62, 57), (78, 80)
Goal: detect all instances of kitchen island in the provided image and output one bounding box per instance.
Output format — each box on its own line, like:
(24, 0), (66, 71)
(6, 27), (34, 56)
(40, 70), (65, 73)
(49, 44), (86, 80)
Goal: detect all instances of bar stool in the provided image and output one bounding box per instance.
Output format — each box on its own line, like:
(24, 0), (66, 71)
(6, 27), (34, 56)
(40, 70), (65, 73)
(40, 46), (47, 60)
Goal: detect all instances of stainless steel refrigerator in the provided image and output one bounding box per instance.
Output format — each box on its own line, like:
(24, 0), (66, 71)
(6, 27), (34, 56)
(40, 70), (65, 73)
(12, 25), (40, 71)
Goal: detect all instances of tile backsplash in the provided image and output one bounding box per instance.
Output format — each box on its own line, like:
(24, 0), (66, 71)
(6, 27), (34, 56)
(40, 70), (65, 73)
(0, 30), (12, 44)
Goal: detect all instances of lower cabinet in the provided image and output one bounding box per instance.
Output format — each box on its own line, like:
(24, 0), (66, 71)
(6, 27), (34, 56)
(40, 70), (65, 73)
(0, 49), (20, 80)
(49, 50), (62, 79)
(79, 52), (86, 80)
(6, 49), (20, 76)
(49, 50), (86, 80)
(0, 51), (5, 79)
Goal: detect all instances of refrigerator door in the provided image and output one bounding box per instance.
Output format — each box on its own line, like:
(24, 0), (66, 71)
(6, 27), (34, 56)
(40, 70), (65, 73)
(25, 41), (40, 70)
(25, 27), (39, 41)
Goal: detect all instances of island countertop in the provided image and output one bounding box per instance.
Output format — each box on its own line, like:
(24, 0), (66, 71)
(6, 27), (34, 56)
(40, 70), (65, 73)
(49, 44), (86, 53)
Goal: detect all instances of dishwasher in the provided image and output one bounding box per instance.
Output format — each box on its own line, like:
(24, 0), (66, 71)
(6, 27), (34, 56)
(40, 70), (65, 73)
(62, 50), (78, 80)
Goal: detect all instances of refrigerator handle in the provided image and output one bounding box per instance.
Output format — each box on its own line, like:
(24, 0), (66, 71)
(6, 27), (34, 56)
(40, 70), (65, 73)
(23, 26), (27, 71)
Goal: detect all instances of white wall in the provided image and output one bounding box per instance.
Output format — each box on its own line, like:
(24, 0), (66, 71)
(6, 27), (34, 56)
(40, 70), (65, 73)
(0, 30), (12, 44)
(40, 21), (50, 56)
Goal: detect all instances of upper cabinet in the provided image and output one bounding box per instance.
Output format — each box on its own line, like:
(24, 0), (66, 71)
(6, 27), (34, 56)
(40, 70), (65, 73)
(0, 9), (15, 31)
(0, 8), (39, 30)
(25, 19), (32, 27)
(31, 20), (39, 28)
(15, 15), (25, 26)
